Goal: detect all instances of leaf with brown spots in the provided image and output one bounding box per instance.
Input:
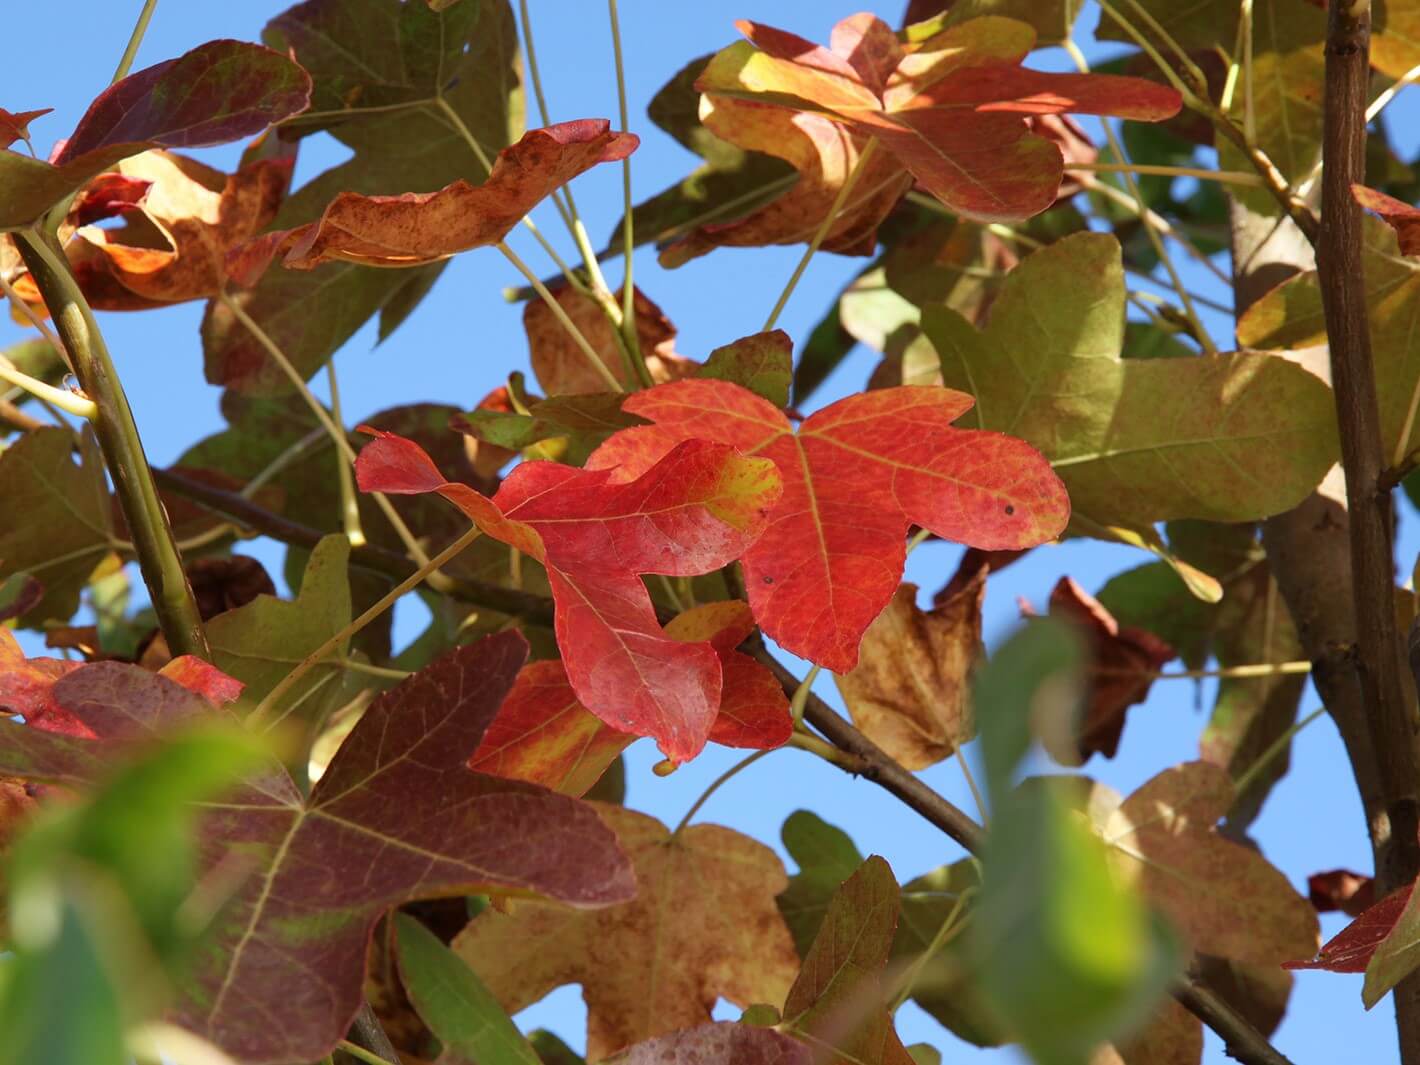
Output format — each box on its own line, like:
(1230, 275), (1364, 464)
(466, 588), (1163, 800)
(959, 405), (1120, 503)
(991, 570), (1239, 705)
(1093, 762), (1318, 966)
(834, 576), (983, 770)
(452, 804), (800, 1060)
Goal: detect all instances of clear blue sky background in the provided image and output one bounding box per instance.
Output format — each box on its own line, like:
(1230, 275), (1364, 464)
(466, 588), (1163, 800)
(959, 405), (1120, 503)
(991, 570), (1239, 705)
(5, 2), (1416, 1062)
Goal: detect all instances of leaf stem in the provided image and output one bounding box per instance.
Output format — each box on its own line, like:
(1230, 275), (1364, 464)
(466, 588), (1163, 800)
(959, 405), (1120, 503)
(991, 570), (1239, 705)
(0, 273), (69, 366)
(0, 354), (96, 419)
(327, 360), (366, 548)
(763, 138), (879, 332)
(516, 0), (580, 239)
(606, 0), (650, 386)
(888, 885), (975, 1011)
(1096, 660), (1313, 680)
(111, 0), (159, 83)
(672, 748), (774, 835)
(1231, 707), (1325, 803)
(336, 1040), (395, 1065)
(1065, 160), (1264, 187)
(13, 230), (210, 659)
(789, 664), (823, 728)
(216, 290), (437, 574)
(250, 524), (484, 730)
(496, 241), (625, 391)
(1074, 173), (1232, 286)
(1065, 39), (1215, 352)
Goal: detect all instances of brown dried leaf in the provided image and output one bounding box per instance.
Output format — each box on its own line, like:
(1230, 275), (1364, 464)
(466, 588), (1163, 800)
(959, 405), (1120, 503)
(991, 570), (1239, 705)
(834, 576), (982, 769)
(452, 804), (800, 1060)
(525, 283), (693, 395)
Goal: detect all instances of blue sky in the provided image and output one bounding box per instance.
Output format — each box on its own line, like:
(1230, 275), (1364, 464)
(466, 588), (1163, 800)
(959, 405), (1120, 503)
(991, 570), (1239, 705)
(4, 2), (1414, 1062)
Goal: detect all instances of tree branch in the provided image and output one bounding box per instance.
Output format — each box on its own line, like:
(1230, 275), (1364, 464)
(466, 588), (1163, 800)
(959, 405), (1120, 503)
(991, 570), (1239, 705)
(14, 231), (210, 660)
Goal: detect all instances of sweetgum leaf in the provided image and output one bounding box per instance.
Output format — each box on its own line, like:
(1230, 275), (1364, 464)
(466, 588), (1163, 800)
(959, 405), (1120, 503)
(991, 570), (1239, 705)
(207, 0), (521, 393)
(0, 107), (51, 149)
(453, 804), (801, 1060)
(1, 41), (310, 229)
(777, 810), (865, 955)
(613, 54), (797, 263)
(782, 856), (916, 1065)
(671, 13), (1178, 262)
(49, 149), (294, 307)
(590, 380), (1067, 671)
(1, 632), (634, 1063)
(834, 576), (983, 770)
(0, 428), (112, 626)
(696, 330), (794, 409)
(356, 430), (781, 761)
(1092, 762), (1318, 966)
(926, 232), (1338, 529)
(1288, 880), (1415, 987)
(230, 121), (637, 278)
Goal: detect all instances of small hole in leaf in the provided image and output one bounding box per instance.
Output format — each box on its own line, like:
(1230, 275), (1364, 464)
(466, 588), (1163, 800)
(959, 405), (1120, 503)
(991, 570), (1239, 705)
(1004, 505), (1015, 515)
(763, 576), (774, 585)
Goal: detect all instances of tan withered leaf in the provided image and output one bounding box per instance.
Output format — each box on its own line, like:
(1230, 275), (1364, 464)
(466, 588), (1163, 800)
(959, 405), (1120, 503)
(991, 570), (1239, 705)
(1093, 762), (1318, 966)
(525, 283), (694, 395)
(833, 575), (983, 770)
(1091, 997), (1201, 1065)
(61, 149), (292, 307)
(452, 804), (800, 1060)
(1040, 577), (1176, 765)
(231, 120), (637, 278)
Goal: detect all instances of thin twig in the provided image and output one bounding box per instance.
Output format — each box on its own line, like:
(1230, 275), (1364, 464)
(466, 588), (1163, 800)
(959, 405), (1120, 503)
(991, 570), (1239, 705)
(672, 749), (774, 834)
(111, 0), (159, 83)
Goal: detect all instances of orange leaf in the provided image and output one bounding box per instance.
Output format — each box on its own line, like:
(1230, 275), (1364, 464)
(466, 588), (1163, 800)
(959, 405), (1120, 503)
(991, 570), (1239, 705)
(231, 120), (637, 279)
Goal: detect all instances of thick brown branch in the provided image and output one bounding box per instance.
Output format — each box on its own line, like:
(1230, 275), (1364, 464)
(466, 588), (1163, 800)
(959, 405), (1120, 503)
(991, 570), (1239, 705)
(1318, 0), (1420, 896)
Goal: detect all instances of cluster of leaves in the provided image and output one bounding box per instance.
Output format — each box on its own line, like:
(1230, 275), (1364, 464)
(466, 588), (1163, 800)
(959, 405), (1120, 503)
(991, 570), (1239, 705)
(10, 0), (1420, 1063)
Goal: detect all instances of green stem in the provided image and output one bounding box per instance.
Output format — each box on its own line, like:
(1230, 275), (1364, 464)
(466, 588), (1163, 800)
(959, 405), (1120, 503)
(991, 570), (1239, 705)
(1065, 160), (1264, 187)
(1231, 707), (1325, 803)
(789, 664), (823, 728)
(497, 241), (625, 391)
(672, 749), (775, 834)
(0, 355), (96, 419)
(13, 230), (210, 659)
(335, 1040), (395, 1065)
(605, 0), (651, 387)
(888, 885), (975, 1011)
(111, 0), (159, 83)
(516, 0), (580, 237)
(764, 138), (879, 332)
(1065, 40), (1215, 353)
(216, 291), (436, 573)
(787, 729), (862, 772)
(326, 360), (366, 548)
(250, 525), (484, 729)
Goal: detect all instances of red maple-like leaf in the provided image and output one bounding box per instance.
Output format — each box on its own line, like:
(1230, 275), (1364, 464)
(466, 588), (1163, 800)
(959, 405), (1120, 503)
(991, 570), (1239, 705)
(589, 381), (1069, 671)
(1287, 881), (1414, 973)
(356, 430), (782, 762)
(0, 632), (634, 1063)
(470, 601), (791, 794)
(229, 121), (638, 280)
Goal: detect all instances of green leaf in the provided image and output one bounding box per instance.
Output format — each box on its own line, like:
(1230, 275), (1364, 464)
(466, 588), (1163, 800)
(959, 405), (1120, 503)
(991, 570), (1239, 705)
(924, 232), (1338, 528)
(0, 427), (113, 626)
(205, 534), (352, 736)
(907, 0), (1083, 45)
(972, 777), (1181, 1065)
(207, 0), (523, 393)
(395, 913), (541, 1065)
(777, 809), (865, 954)
(1365, 884), (1420, 1007)
(696, 331), (793, 409)
(528, 1030), (586, 1065)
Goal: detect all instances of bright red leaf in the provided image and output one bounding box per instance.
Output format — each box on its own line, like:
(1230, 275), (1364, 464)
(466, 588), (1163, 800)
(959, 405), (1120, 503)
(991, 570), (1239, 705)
(356, 429), (782, 762)
(589, 381), (1069, 671)
(229, 121), (637, 279)
(0, 632), (634, 1063)
(1, 41), (310, 229)
(1287, 881), (1415, 974)
(470, 601), (790, 794)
